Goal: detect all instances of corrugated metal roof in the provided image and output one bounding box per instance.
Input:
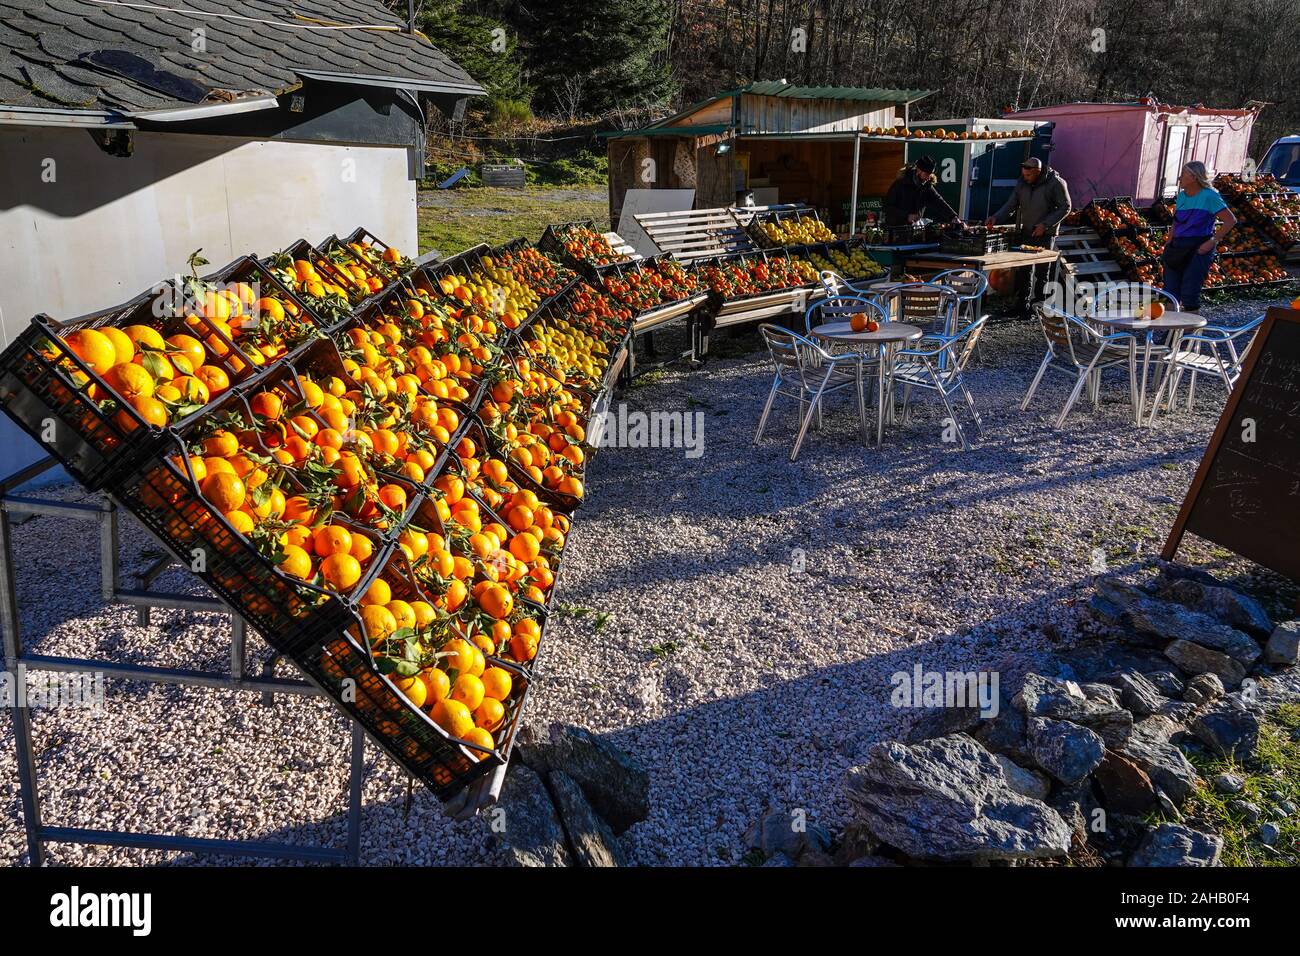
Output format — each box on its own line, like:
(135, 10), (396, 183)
(734, 80), (933, 103)
(0, 0), (484, 116)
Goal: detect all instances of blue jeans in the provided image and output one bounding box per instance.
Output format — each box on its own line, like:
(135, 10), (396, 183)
(1161, 239), (1215, 311)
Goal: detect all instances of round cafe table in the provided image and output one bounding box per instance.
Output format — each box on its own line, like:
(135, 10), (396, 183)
(811, 321), (923, 447)
(1089, 312), (1207, 425)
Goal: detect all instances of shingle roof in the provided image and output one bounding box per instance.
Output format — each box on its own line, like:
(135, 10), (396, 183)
(734, 80), (933, 103)
(0, 0), (483, 114)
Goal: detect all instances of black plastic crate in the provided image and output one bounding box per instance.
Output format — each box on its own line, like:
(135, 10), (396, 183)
(538, 220), (631, 270)
(939, 228), (1008, 255)
(341, 227), (417, 277)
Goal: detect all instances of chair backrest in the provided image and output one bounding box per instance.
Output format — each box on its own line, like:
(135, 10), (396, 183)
(1090, 282), (1180, 317)
(1034, 303), (1097, 367)
(1217, 314), (1266, 369)
(946, 315), (989, 377)
(931, 269), (989, 300)
(881, 282), (960, 333)
(818, 270), (848, 297)
(804, 294), (883, 334)
(759, 323), (805, 374)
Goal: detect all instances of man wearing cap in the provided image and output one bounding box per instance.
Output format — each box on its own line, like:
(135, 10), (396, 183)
(985, 158), (1071, 243)
(883, 155), (961, 229)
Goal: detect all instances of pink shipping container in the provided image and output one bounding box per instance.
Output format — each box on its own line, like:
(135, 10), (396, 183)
(1004, 101), (1259, 207)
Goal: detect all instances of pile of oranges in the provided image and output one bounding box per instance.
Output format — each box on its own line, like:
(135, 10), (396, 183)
(48, 231), (637, 775)
(56, 263), (315, 434)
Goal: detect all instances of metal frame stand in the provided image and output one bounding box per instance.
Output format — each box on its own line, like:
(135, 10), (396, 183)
(2, 457), (366, 866)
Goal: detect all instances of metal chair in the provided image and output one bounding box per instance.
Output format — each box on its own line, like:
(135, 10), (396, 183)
(803, 293), (882, 334)
(755, 324), (870, 461)
(1152, 314), (1265, 412)
(817, 270), (876, 298)
(878, 282), (961, 337)
(1085, 282), (1181, 318)
(1021, 304), (1138, 427)
(930, 269), (989, 326)
(892, 316), (989, 450)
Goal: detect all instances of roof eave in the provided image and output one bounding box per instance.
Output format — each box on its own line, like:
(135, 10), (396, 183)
(0, 105), (133, 129)
(126, 94), (281, 123)
(294, 69), (484, 97)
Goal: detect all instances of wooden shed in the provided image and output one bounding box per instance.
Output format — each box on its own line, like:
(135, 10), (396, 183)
(605, 81), (934, 231)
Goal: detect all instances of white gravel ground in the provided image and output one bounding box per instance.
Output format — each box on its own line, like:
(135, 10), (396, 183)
(1, 292), (1293, 866)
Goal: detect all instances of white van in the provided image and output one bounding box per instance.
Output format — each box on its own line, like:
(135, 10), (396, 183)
(1258, 136), (1300, 191)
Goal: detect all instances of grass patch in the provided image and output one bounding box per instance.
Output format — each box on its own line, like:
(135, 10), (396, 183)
(417, 185), (608, 256)
(1163, 704), (1300, 866)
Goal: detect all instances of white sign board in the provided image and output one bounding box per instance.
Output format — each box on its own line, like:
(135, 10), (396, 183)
(617, 188), (695, 257)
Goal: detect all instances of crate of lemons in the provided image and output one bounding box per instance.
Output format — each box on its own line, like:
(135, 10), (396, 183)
(803, 246), (886, 282)
(758, 216), (836, 246)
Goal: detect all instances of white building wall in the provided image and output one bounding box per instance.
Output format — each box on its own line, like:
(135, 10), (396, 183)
(0, 127), (418, 479)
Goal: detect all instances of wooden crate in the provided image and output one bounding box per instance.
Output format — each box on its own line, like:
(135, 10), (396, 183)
(1052, 228), (1126, 285)
(480, 163), (525, 188)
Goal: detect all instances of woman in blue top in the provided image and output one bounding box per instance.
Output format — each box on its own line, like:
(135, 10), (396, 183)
(1161, 161), (1236, 311)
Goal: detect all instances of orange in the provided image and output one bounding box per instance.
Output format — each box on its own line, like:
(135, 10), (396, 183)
(122, 324), (166, 353)
(166, 334), (206, 371)
(479, 583), (512, 620)
(106, 362), (155, 402)
(360, 604), (397, 644)
(480, 667), (513, 702)
(64, 329), (119, 374)
(350, 533), (374, 564)
(430, 699), (474, 739)
(508, 531), (540, 563)
(506, 505), (534, 532)
(442, 638), (477, 674)
(320, 552), (362, 592)
(102, 327), (135, 367)
(474, 697), (505, 732)
(201, 471), (246, 512)
(225, 509), (255, 534)
(313, 524), (353, 557)
(195, 365), (230, 396)
(386, 600), (416, 631)
(255, 297), (285, 323)
(283, 495), (316, 524)
(279, 544), (313, 580)
(359, 577), (391, 607)
(377, 484), (407, 512)
(250, 391), (283, 420)
(450, 673), (485, 711)
(393, 674), (426, 708)
(462, 727), (495, 759)
(420, 667), (450, 703)
(410, 600), (436, 630)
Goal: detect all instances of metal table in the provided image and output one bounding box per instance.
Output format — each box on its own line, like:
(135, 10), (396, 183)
(811, 321), (924, 447)
(1090, 312), (1207, 425)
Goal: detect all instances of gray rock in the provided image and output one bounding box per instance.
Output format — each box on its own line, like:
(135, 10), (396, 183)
(971, 705), (1033, 764)
(1212, 772), (1245, 794)
(1259, 822), (1281, 846)
(1129, 823), (1223, 867)
(1278, 800), (1297, 817)
(845, 735), (1072, 862)
(995, 753), (1052, 801)
(1028, 717), (1105, 785)
(1231, 800), (1263, 823)
(796, 848), (835, 867)
(1191, 700), (1260, 760)
(847, 855), (901, 867)
(1134, 713), (1184, 742)
(904, 704), (981, 742)
(1160, 577), (1273, 637)
(1082, 683), (1122, 708)
(1115, 671), (1167, 717)
(1118, 725), (1200, 805)
(1049, 782), (1101, 846)
(1094, 749), (1160, 814)
(1144, 670), (1186, 698)
(1155, 790), (1183, 822)
(1100, 579), (1262, 665)
(745, 807), (831, 862)
(833, 821), (881, 865)
(1264, 621), (1300, 666)
(1166, 640), (1246, 686)
(761, 851), (795, 867)
(1183, 672), (1226, 705)
(1014, 673), (1133, 746)
(516, 724), (649, 834)
(548, 770), (625, 867)
(498, 765), (572, 867)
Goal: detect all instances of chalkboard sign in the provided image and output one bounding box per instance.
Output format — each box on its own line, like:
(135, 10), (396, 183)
(1163, 306), (1300, 580)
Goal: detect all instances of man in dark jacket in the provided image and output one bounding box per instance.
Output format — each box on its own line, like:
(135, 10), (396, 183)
(985, 158), (1071, 242)
(883, 155), (961, 229)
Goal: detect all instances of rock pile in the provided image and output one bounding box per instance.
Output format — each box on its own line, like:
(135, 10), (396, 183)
(829, 563), (1298, 867)
(494, 724), (648, 866)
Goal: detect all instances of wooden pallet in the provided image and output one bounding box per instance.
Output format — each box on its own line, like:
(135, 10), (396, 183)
(634, 207), (757, 262)
(1052, 228), (1127, 284)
